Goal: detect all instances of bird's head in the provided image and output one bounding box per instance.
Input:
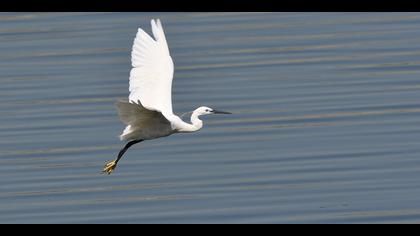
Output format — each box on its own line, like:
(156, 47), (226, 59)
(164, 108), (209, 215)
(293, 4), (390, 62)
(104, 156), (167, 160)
(195, 106), (232, 116)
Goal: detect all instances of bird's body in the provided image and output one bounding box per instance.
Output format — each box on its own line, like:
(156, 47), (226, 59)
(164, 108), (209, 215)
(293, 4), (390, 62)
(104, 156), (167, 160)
(103, 19), (231, 174)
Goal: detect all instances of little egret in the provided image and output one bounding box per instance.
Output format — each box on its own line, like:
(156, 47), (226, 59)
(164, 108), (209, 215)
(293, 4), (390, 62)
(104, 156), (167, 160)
(103, 19), (231, 174)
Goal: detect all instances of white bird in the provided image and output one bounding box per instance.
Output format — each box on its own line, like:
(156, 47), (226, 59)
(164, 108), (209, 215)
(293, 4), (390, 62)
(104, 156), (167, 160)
(103, 19), (231, 174)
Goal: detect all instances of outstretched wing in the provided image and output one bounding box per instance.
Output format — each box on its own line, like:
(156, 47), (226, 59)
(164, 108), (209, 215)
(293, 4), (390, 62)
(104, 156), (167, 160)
(129, 19), (174, 119)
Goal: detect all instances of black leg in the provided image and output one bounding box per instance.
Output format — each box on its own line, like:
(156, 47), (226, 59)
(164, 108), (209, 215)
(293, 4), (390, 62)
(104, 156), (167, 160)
(115, 139), (144, 164)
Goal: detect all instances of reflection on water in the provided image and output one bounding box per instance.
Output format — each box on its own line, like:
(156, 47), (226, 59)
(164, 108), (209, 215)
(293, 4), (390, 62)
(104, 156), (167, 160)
(1, 12), (420, 223)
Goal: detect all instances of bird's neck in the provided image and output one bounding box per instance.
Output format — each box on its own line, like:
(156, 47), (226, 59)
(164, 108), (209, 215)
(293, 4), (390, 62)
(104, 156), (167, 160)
(176, 109), (202, 133)
(190, 111), (203, 131)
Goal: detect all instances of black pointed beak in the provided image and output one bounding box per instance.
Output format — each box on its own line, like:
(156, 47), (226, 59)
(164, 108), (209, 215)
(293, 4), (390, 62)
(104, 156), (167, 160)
(212, 110), (232, 114)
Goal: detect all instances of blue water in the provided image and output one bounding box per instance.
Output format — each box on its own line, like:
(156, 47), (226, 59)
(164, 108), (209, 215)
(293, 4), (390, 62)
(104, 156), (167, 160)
(1, 12), (420, 223)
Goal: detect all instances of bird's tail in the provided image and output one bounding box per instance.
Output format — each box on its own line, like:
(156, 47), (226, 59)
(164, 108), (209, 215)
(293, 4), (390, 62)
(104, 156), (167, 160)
(119, 125), (133, 141)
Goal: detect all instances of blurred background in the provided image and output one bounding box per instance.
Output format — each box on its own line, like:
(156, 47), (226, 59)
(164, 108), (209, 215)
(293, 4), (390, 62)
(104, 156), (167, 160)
(1, 12), (420, 223)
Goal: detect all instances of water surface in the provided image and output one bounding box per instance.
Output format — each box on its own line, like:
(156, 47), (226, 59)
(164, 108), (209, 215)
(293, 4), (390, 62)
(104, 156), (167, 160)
(1, 12), (420, 223)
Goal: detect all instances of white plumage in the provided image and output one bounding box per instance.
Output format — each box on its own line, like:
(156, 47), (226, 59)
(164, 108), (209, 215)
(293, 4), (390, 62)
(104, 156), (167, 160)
(103, 19), (231, 174)
(129, 19), (174, 118)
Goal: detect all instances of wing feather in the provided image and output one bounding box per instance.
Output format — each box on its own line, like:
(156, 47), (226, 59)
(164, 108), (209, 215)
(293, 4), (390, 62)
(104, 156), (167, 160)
(129, 19), (174, 119)
(116, 100), (172, 141)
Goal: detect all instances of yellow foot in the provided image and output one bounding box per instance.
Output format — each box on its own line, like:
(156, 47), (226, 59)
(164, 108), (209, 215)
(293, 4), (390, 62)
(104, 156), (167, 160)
(102, 160), (117, 175)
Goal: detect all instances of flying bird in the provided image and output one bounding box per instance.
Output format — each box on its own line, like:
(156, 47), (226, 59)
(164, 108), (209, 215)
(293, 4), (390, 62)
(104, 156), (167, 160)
(103, 19), (231, 174)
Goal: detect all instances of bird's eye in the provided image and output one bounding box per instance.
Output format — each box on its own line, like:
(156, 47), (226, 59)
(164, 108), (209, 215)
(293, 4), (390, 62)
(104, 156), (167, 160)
(205, 109), (209, 112)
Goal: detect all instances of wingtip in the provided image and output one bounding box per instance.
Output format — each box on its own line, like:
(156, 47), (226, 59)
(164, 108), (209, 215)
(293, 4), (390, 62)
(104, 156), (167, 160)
(151, 18), (162, 27)
(151, 18), (157, 26)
